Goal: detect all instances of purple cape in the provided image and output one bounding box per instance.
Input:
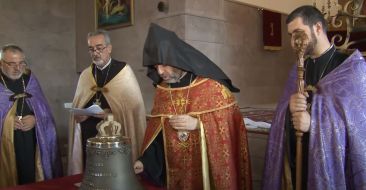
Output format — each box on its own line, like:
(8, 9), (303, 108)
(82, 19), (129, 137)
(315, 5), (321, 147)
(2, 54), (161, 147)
(262, 50), (366, 189)
(0, 73), (63, 180)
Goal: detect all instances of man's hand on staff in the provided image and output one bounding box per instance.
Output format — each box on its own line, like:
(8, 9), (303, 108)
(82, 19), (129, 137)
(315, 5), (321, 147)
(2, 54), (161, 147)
(289, 92), (308, 113)
(292, 111), (310, 132)
(289, 92), (311, 132)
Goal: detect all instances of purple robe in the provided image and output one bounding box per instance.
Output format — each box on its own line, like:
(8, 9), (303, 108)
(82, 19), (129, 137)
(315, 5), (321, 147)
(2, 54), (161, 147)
(262, 50), (366, 189)
(0, 73), (62, 180)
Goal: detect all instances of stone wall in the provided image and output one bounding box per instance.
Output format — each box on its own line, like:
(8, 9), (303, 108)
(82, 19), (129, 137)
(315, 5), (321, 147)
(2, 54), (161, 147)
(76, 0), (295, 111)
(143, 0), (295, 109)
(0, 0), (77, 146)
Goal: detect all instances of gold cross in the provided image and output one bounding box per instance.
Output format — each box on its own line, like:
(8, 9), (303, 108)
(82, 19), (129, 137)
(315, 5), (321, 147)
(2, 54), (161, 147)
(219, 126), (227, 136)
(174, 97), (189, 107)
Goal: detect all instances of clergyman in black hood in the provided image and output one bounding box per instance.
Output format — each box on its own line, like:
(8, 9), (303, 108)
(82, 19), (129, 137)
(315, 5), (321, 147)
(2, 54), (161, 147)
(134, 23), (252, 190)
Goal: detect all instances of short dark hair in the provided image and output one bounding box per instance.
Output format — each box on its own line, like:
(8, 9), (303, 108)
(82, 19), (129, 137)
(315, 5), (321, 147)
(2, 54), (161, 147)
(286, 5), (327, 33)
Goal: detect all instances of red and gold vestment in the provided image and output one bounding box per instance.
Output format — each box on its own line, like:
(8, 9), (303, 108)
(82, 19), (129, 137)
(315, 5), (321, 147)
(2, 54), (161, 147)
(142, 77), (252, 190)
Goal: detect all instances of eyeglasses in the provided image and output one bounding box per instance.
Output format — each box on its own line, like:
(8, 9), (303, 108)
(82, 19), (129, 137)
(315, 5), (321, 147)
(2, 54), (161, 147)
(88, 45), (107, 54)
(1, 59), (27, 68)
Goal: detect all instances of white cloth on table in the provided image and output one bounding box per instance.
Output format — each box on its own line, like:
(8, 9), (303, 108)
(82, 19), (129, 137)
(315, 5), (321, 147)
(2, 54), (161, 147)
(244, 118), (271, 129)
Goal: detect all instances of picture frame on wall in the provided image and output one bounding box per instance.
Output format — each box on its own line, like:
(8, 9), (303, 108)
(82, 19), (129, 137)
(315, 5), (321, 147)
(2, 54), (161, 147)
(95, 0), (134, 30)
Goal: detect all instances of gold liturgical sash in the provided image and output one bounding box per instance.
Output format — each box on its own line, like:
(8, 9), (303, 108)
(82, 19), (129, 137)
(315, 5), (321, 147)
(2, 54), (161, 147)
(0, 100), (44, 188)
(0, 102), (18, 187)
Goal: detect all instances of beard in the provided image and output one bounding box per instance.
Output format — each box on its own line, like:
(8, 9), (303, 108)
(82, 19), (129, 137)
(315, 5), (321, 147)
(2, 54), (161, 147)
(164, 72), (183, 83)
(8, 73), (23, 80)
(3, 71), (23, 80)
(162, 68), (186, 84)
(92, 56), (106, 67)
(93, 59), (104, 66)
(304, 29), (317, 56)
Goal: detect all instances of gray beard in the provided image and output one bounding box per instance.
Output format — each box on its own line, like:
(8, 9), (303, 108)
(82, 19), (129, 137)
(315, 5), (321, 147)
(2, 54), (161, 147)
(165, 71), (187, 84)
(93, 59), (104, 66)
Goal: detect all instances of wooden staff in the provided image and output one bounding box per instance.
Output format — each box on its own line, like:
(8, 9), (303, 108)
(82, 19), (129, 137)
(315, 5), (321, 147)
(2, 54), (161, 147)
(293, 30), (309, 190)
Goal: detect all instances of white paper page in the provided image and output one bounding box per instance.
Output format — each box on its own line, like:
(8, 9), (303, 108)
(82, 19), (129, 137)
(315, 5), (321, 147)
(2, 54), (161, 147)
(64, 102), (73, 109)
(69, 105), (104, 116)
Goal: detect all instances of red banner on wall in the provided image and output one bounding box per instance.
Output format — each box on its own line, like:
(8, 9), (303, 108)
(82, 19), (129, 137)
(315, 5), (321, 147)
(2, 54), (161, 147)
(263, 10), (282, 50)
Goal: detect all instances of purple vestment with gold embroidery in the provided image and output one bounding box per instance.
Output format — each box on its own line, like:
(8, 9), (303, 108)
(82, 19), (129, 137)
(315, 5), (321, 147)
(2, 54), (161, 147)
(262, 50), (366, 189)
(0, 73), (63, 180)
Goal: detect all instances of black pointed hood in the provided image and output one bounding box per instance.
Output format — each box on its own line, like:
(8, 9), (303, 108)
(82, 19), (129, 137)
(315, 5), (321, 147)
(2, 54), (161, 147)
(143, 23), (240, 92)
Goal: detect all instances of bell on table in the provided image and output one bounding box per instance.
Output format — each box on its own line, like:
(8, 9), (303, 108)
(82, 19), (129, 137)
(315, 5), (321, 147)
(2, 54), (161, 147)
(80, 114), (143, 190)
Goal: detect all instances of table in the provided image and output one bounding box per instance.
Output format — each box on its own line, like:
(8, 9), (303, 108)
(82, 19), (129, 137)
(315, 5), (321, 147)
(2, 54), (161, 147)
(1, 174), (165, 190)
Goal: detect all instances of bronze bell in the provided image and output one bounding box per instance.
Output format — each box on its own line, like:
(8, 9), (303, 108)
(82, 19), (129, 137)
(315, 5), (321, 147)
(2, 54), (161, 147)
(80, 114), (143, 190)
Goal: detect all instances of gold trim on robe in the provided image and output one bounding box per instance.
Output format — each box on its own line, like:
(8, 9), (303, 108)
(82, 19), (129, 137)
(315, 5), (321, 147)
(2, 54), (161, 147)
(0, 102), (18, 187)
(35, 146), (44, 182)
(0, 100), (43, 187)
(142, 77), (252, 190)
(67, 64), (146, 175)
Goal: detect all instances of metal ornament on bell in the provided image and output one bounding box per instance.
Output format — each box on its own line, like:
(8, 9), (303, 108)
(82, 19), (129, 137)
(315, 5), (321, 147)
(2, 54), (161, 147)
(80, 114), (143, 190)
